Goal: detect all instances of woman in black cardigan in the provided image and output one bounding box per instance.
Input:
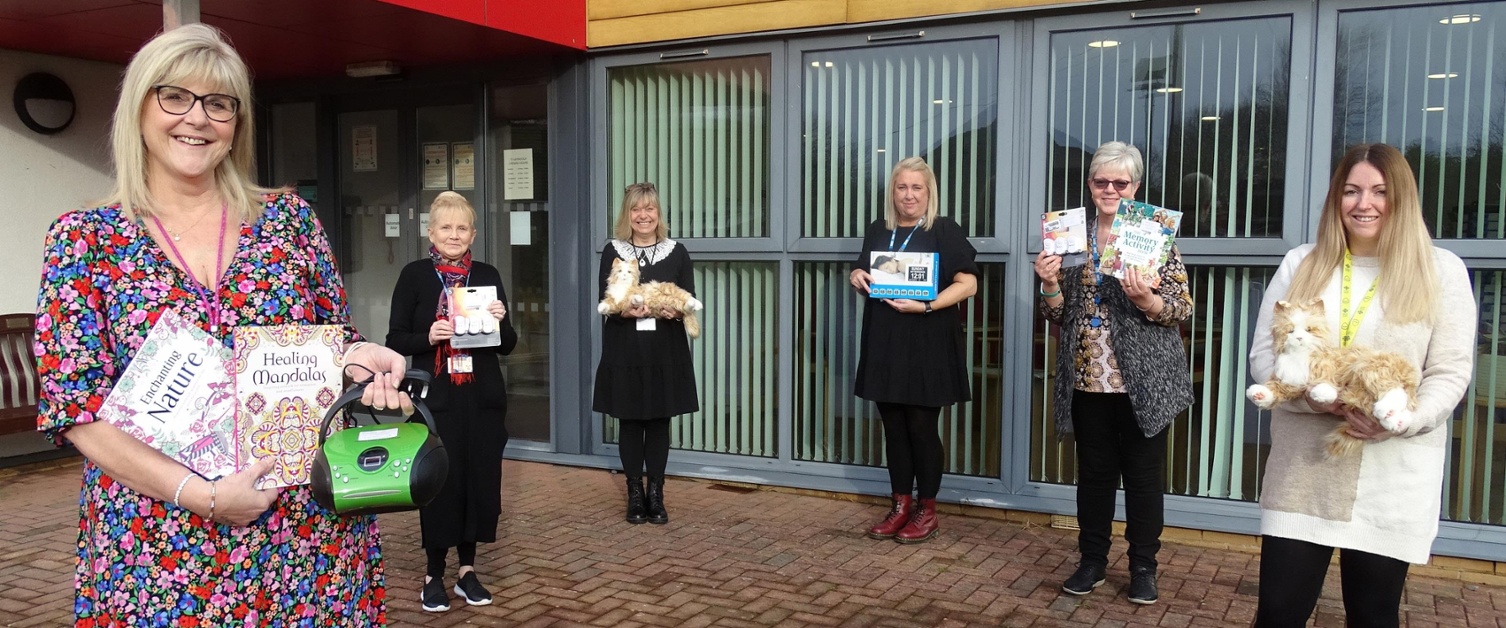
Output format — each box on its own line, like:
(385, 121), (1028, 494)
(387, 191), (518, 613)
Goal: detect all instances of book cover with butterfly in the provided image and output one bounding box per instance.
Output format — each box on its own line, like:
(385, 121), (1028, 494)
(232, 325), (345, 488)
(99, 309), (237, 479)
(1098, 200), (1183, 279)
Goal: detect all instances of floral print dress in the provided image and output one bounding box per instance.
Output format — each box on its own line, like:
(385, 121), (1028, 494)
(35, 193), (386, 626)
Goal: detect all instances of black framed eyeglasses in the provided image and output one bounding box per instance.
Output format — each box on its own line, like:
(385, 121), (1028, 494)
(153, 85), (240, 122)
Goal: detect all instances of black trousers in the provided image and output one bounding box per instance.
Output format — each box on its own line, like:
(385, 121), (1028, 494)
(876, 403), (944, 499)
(619, 417), (671, 480)
(1254, 535), (1409, 628)
(426, 542), (477, 579)
(1071, 390), (1166, 571)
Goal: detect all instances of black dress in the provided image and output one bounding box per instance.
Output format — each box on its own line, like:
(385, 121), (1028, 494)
(386, 259), (518, 549)
(592, 239), (700, 421)
(853, 217), (979, 407)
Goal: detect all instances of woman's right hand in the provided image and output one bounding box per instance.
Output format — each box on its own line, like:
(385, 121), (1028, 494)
(428, 319), (454, 345)
(1034, 250), (1062, 285)
(850, 269), (873, 294)
(209, 457), (281, 527)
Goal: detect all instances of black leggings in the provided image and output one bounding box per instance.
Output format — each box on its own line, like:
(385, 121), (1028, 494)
(619, 417), (671, 481)
(426, 542), (477, 579)
(876, 403), (944, 499)
(1254, 535), (1410, 628)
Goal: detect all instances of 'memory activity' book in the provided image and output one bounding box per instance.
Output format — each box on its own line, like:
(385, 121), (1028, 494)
(99, 309), (237, 479)
(1041, 207), (1089, 267)
(233, 325), (345, 488)
(1098, 200), (1182, 279)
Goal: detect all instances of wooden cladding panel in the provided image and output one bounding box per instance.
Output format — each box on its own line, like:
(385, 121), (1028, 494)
(588, 0), (844, 47)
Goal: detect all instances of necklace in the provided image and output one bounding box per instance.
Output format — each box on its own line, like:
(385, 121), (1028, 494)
(632, 239), (660, 266)
(160, 207), (213, 241)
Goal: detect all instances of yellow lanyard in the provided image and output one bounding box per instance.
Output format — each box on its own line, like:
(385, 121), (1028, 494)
(1339, 249), (1379, 347)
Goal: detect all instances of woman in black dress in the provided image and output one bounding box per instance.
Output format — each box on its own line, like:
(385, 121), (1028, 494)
(850, 157), (978, 544)
(387, 191), (518, 612)
(593, 182), (700, 525)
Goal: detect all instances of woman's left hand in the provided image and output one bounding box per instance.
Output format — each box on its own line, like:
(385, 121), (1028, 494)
(1121, 267), (1161, 309)
(882, 298), (925, 314)
(1341, 406), (1394, 442)
(487, 299), (507, 321)
(345, 343), (415, 415)
(656, 307), (680, 319)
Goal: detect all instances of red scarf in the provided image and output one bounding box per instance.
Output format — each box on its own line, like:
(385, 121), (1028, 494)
(431, 246), (473, 385)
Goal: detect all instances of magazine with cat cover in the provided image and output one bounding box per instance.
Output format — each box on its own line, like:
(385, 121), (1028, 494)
(868, 251), (940, 301)
(448, 285), (501, 349)
(233, 324), (345, 488)
(98, 309), (237, 479)
(1042, 207), (1089, 267)
(1098, 200), (1182, 280)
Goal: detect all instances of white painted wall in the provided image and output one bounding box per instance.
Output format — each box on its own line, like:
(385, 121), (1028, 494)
(0, 50), (121, 315)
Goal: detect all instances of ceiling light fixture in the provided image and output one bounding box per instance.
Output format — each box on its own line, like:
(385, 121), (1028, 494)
(1201, 115), (1220, 121)
(1440, 14), (1481, 25)
(1088, 40), (1120, 48)
(1154, 86), (1184, 94)
(1422, 106), (1446, 112)
(345, 60), (401, 78)
(1427, 72), (1459, 79)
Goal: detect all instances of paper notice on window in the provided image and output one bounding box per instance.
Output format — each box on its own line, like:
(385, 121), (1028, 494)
(352, 126), (377, 172)
(510, 211), (531, 246)
(503, 148), (533, 200)
(422, 142), (450, 190)
(452, 142), (475, 190)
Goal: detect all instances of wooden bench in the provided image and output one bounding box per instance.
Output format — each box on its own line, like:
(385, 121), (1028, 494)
(0, 314), (38, 436)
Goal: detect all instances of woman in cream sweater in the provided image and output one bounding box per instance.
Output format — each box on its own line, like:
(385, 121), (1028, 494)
(1248, 143), (1476, 626)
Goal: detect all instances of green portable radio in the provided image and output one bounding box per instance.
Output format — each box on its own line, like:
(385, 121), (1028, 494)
(310, 370), (448, 517)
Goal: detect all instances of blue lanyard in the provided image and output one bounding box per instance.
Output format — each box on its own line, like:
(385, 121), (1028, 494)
(887, 219), (924, 252)
(434, 269), (471, 289)
(1086, 221), (1103, 288)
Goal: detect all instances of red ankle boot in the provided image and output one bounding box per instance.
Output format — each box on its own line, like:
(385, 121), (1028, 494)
(867, 494), (914, 539)
(895, 498), (938, 544)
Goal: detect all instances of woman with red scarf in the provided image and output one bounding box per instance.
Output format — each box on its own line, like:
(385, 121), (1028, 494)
(387, 191), (518, 613)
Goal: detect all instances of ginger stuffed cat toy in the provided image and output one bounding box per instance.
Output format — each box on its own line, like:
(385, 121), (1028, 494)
(597, 257), (703, 338)
(1246, 299), (1419, 459)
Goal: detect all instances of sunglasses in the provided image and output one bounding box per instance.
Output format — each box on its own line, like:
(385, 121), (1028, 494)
(1090, 177), (1135, 191)
(625, 182), (658, 193)
(153, 85), (240, 122)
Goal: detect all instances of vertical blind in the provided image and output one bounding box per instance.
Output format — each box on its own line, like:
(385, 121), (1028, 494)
(793, 262), (1004, 477)
(1047, 18), (1291, 238)
(803, 39), (998, 238)
(1334, 3), (1506, 240)
(603, 261), (779, 457)
(608, 57), (771, 238)
(1445, 269), (1506, 524)
(1031, 265), (1275, 501)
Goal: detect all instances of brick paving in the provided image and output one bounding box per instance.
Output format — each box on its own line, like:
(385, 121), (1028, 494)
(3, 458), (1506, 627)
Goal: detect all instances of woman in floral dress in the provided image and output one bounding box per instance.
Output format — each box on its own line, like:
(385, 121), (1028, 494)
(35, 24), (410, 626)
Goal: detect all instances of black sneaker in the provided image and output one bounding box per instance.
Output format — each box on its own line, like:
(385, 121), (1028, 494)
(421, 578), (450, 612)
(1061, 562), (1106, 596)
(453, 572), (493, 606)
(1127, 566), (1158, 605)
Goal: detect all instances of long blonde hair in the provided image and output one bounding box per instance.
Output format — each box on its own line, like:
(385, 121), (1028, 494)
(103, 23), (274, 223)
(884, 157), (940, 231)
(1285, 143), (1438, 324)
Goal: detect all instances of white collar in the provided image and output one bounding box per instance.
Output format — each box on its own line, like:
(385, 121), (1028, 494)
(611, 238), (677, 266)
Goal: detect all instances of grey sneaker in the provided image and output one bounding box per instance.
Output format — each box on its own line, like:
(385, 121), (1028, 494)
(1061, 562), (1106, 595)
(1127, 566), (1158, 605)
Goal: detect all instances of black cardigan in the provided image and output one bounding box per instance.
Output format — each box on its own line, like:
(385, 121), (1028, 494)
(386, 259), (518, 412)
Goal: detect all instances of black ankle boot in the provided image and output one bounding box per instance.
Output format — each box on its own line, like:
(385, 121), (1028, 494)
(625, 477), (647, 524)
(645, 476), (668, 524)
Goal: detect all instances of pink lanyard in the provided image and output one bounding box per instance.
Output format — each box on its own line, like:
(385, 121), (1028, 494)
(151, 204), (229, 331)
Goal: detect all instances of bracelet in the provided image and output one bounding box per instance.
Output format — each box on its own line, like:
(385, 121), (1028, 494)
(1137, 297), (1161, 313)
(208, 481), (217, 522)
(344, 341), (369, 360)
(172, 472), (194, 507)
(1039, 285), (1061, 298)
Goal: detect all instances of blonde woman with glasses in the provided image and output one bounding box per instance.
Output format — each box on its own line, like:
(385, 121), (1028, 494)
(34, 24), (409, 624)
(593, 182), (699, 525)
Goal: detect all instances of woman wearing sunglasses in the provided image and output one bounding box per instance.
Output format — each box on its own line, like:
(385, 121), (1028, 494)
(1032, 141), (1193, 606)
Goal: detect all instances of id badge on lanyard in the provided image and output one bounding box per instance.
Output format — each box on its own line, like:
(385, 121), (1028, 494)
(448, 354), (474, 374)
